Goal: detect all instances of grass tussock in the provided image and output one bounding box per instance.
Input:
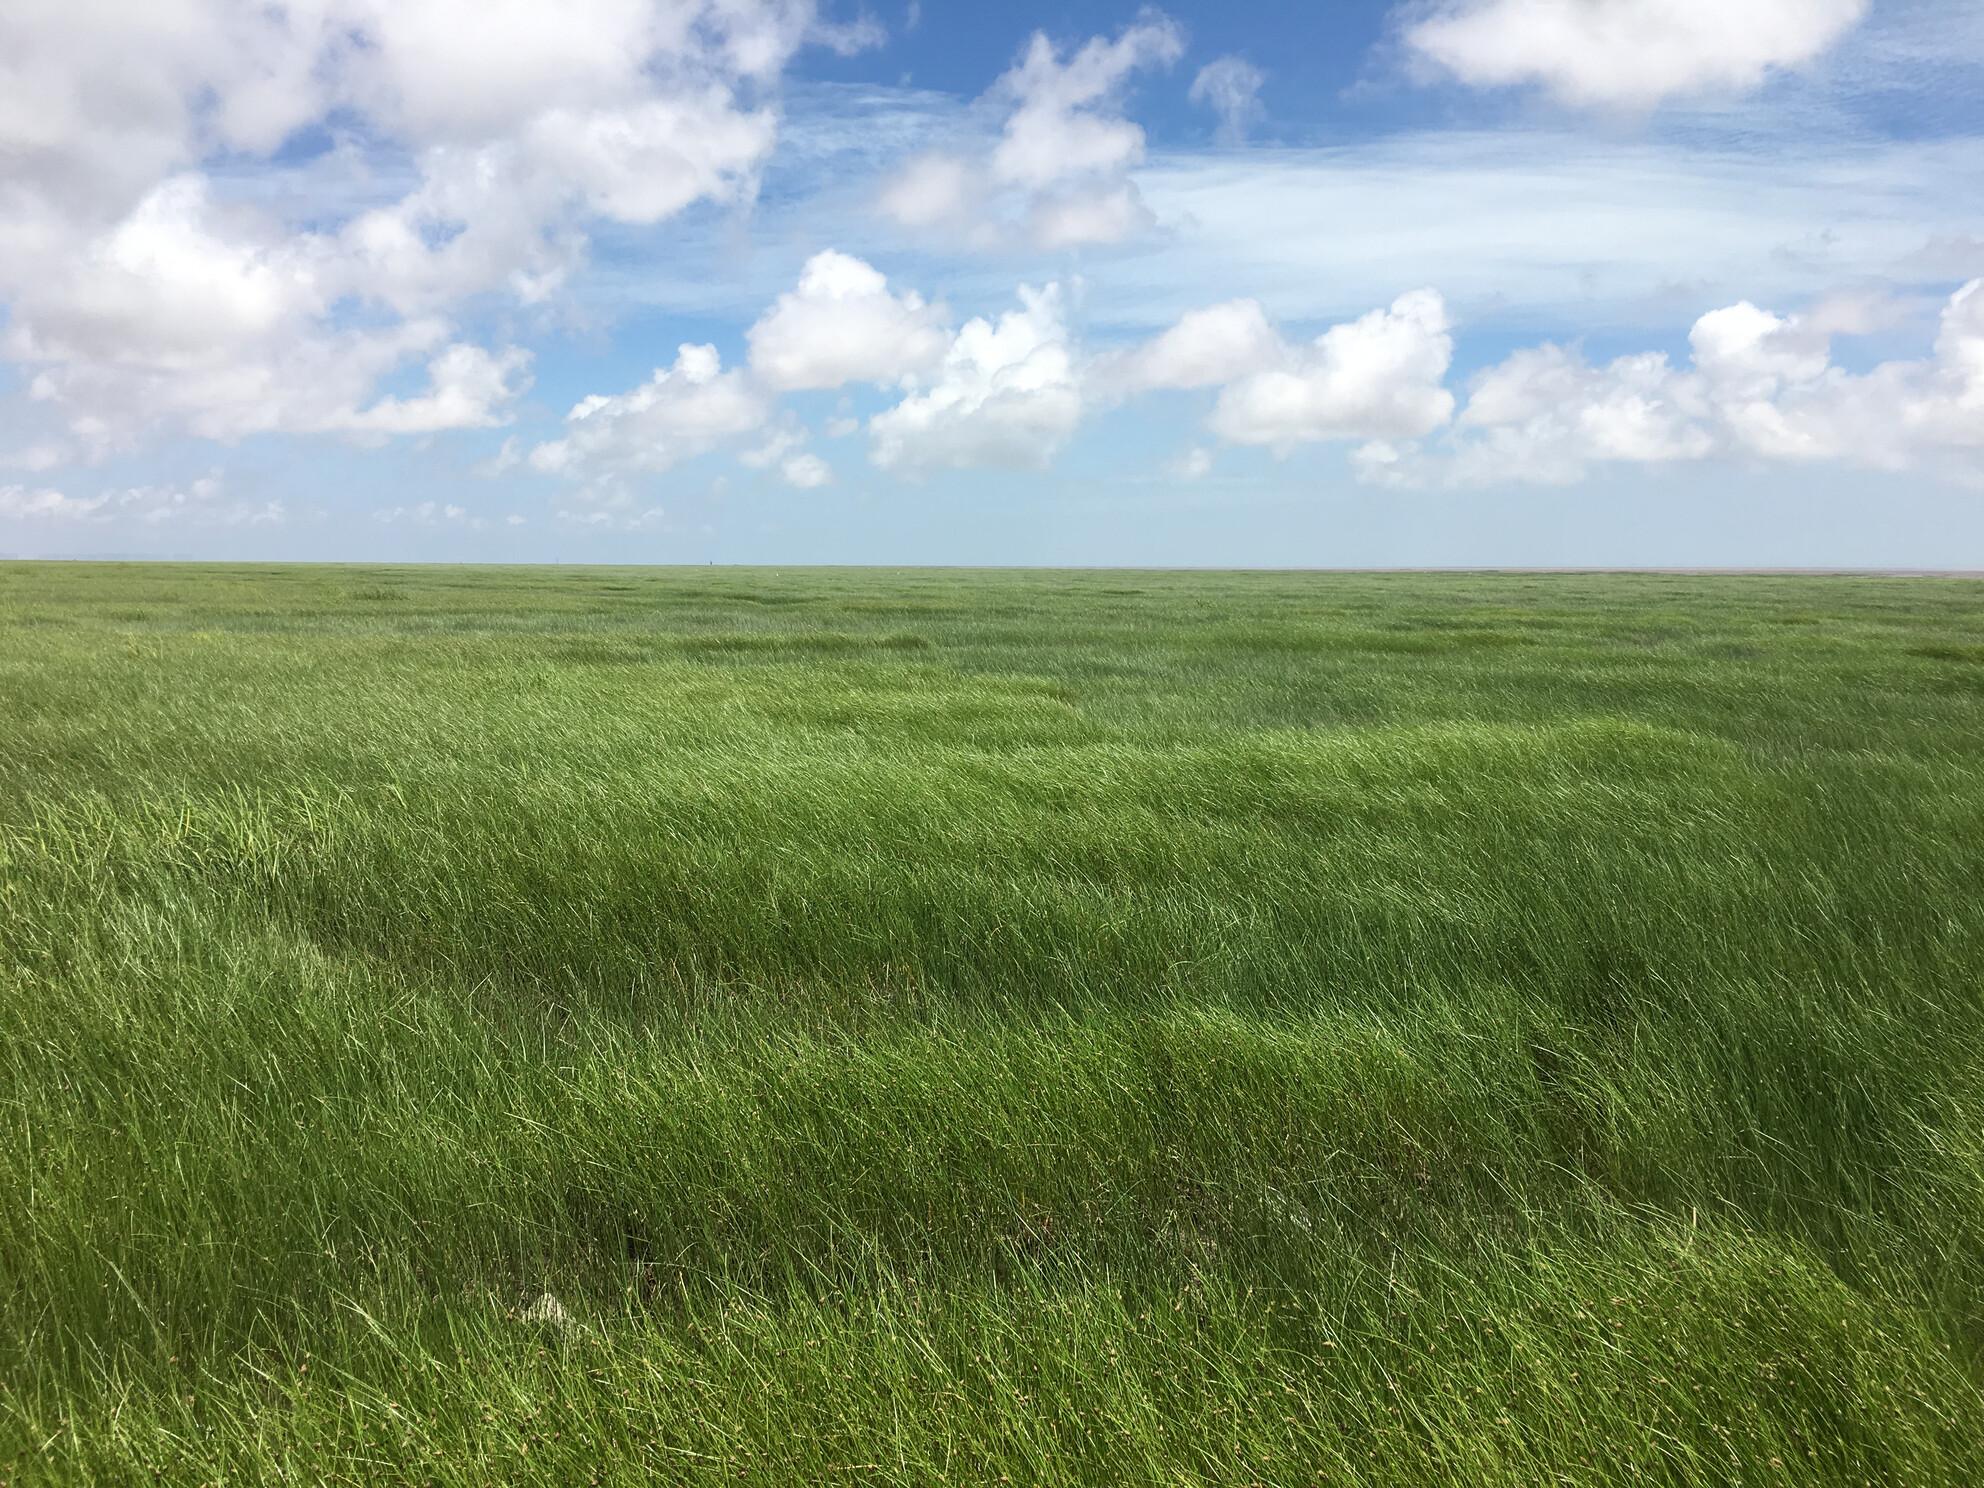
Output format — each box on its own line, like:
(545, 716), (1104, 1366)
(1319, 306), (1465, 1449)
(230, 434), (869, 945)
(4, 563), (1984, 1485)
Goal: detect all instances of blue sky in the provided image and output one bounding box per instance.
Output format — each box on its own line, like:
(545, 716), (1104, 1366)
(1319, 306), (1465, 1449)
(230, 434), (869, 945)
(2, 0), (1982, 565)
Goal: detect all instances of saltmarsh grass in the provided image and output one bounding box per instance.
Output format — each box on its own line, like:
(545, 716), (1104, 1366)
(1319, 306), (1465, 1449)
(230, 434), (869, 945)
(3, 563), (1983, 1484)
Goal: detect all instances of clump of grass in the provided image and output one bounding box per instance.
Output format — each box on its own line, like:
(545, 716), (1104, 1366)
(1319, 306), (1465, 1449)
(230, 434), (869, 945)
(3, 563), (1984, 1484)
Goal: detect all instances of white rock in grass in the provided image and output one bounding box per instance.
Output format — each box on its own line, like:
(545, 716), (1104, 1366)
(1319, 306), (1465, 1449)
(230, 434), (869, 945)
(521, 1291), (576, 1335)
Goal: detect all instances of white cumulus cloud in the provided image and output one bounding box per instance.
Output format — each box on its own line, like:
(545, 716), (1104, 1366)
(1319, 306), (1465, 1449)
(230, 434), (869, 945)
(1208, 290), (1458, 448)
(1106, 299), (1283, 394)
(0, 1), (845, 451)
(530, 343), (770, 487)
(877, 12), (1183, 250)
(747, 250), (951, 391)
(741, 423), (836, 487)
(337, 344), (534, 439)
(1404, 0), (1870, 109)
(1365, 277), (1984, 487)
(869, 284), (1083, 472)
(989, 16), (1185, 189)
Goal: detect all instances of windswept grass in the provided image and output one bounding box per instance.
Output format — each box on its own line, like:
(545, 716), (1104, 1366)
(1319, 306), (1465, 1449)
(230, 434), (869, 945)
(3, 564), (1984, 1484)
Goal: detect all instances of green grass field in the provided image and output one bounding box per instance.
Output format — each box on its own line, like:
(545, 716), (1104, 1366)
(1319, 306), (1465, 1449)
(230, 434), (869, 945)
(5, 563), (1984, 1485)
